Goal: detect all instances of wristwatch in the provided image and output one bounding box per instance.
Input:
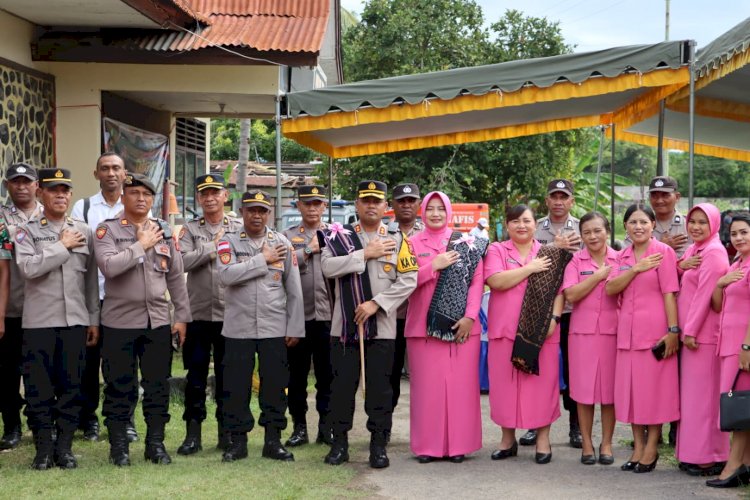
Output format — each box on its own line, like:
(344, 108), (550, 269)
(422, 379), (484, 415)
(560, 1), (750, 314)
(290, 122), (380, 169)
(551, 315), (561, 324)
(667, 326), (681, 334)
(304, 247), (313, 256)
(742, 344), (750, 351)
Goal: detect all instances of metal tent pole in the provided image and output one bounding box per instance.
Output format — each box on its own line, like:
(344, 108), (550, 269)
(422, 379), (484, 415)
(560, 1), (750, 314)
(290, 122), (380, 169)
(328, 157), (334, 223)
(275, 94), (283, 230)
(688, 40), (696, 209)
(593, 125), (606, 213)
(611, 124), (616, 248)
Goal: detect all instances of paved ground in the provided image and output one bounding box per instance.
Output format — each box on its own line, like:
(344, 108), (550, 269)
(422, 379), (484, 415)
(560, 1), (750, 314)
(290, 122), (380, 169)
(339, 380), (744, 500)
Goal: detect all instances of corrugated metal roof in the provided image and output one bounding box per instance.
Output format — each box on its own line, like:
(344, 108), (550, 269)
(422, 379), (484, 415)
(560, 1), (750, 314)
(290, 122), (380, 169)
(129, 0), (329, 54)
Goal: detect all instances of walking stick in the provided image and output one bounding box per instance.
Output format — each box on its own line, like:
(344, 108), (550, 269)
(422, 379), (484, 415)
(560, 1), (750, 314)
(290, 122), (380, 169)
(358, 321), (366, 399)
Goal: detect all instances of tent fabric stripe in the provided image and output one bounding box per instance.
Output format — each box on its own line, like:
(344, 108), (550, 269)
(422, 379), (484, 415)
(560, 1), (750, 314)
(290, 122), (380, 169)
(620, 131), (750, 163)
(286, 41), (688, 118)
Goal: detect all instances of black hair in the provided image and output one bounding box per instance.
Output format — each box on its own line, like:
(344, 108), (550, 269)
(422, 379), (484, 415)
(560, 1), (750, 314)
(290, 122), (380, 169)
(96, 151), (125, 168)
(505, 204), (534, 222)
(730, 211), (750, 229)
(579, 211), (610, 233)
(623, 203), (656, 225)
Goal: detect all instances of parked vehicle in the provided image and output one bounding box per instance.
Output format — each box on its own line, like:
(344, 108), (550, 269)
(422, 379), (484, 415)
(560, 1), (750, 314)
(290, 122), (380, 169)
(281, 199), (358, 229)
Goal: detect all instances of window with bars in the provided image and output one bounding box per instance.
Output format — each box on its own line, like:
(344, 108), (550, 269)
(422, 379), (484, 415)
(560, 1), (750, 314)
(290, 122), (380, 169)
(175, 118), (207, 219)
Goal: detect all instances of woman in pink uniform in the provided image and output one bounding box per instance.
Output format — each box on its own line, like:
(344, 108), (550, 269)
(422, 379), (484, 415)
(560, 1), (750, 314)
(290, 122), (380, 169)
(707, 213), (750, 488)
(485, 205), (563, 465)
(562, 212), (619, 466)
(605, 203), (680, 474)
(675, 203), (729, 476)
(405, 191), (484, 463)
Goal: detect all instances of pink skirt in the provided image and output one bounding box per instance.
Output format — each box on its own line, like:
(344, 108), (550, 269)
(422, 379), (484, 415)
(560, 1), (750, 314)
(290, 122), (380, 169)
(568, 334), (616, 405)
(407, 335), (482, 457)
(614, 349), (679, 425)
(488, 338), (560, 429)
(675, 344), (729, 464)
(720, 355), (750, 392)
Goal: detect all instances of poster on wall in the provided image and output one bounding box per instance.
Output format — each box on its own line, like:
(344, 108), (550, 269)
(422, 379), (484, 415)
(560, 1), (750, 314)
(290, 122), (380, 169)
(103, 117), (168, 215)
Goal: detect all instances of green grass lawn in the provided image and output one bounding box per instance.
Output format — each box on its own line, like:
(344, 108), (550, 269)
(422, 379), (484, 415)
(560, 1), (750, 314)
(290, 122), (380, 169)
(0, 397), (360, 499)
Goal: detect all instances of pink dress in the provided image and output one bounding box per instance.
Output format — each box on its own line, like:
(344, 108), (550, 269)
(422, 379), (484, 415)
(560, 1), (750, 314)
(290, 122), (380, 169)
(675, 203), (729, 464)
(718, 257), (750, 394)
(405, 192), (484, 458)
(484, 240), (561, 429)
(561, 247), (619, 405)
(608, 238), (680, 425)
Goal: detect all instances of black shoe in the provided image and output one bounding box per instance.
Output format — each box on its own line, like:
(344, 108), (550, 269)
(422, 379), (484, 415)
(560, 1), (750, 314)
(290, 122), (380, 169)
(54, 428), (77, 469)
(633, 453), (658, 473)
(217, 424), (232, 451)
(491, 441), (518, 460)
(285, 424), (309, 447)
(686, 462), (726, 477)
(621, 460), (638, 471)
(369, 445), (389, 469)
(706, 465), (750, 488)
(262, 441), (294, 461)
(222, 433), (248, 462)
(0, 424), (22, 450)
(108, 423), (130, 467)
(126, 422), (138, 443)
(384, 429), (391, 444)
(569, 426), (583, 449)
(581, 453), (596, 465)
(82, 420), (99, 442)
(519, 430), (537, 446)
(417, 455), (434, 464)
(177, 421), (202, 456)
(678, 461), (696, 471)
(54, 450), (78, 469)
(598, 446), (614, 465)
(144, 442), (172, 464)
(316, 428), (334, 446)
(31, 429), (54, 471)
(324, 444), (349, 465)
(535, 447), (552, 465)
(449, 455), (465, 463)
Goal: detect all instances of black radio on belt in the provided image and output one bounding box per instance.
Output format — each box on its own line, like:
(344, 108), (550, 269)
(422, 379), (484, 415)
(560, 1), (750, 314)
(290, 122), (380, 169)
(157, 220), (172, 239)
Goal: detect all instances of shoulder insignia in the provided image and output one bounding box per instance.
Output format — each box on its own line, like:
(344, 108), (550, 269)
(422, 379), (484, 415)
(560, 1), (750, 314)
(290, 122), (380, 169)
(240, 232), (247, 238)
(96, 227), (107, 239)
(199, 218), (206, 226)
(543, 219), (550, 229)
(66, 216), (74, 224)
(674, 215), (681, 224)
(267, 232), (275, 240)
(299, 226), (305, 233)
(178, 226), (187, 239)
(121, 219), (129, 225)
(566, 219), (573, 229)
(9, 206), (17, 214)
(15, 228), (26, 244)
(223, 217), (229, 226)
(40, 217), (48, 226)
(354, 224), (361, 233)
(379, 226), (386, 235)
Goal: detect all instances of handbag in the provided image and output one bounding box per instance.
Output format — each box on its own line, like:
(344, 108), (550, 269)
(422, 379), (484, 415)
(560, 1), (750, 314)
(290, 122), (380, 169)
(720, 371), (750, 432)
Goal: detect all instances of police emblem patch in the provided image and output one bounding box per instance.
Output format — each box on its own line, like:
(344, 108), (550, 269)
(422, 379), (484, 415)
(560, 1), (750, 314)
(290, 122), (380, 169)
(15, 228), (26, 244)
(219, 252), (231, 264)
(96, 227), (107, 239)
(655, 179), (664, 187)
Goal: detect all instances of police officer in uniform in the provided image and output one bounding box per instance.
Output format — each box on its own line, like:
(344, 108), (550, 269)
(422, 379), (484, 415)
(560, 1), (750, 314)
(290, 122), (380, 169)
(388, 184), (423, 417)
(94, 173), (191, 466)
(321, 180), (417, 469)
(0, 163), (41, 450)
(283, 185), (333, 448)
(218, 189), (304, 463)
(15, 168), (100, 469)
(521, 178), (583, 449)
(648, 175), (690, 258)
(177, 174), (242, 455)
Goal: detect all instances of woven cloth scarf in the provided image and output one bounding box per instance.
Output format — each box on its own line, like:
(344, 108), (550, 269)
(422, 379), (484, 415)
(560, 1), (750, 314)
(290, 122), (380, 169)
(426, 233), (488, 341)
(511, 245), (572, 375)
(322, 225), (377, 345)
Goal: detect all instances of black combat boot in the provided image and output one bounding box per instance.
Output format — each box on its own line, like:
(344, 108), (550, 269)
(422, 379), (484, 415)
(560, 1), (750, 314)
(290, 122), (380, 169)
(53, 426), (78, 469)
(285, 423), (309, 447)
(144, 423), (172, 464)
(31, 428), (55, 470)
(262, 427), (294, 461)
(0, 413), (22, 450)
(369, 432), (389, 469)
(217, 421), (232, 451)
(221, 432), (248, 462)
(324, 432), (349, 465)
(177, 420), (202, 456)
(108, 422), (131, 466)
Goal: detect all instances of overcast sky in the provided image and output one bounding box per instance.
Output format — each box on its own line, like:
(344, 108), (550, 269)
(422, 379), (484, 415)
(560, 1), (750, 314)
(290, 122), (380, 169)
(340, 0), (746, 53)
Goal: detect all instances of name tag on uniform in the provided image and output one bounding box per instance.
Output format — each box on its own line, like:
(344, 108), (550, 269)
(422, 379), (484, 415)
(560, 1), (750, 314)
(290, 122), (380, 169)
(506, 258), (520, 265)
(418, 252), (431, 257)
(580, 271), (594, 275)
(619, 265), (632, 271)
(537, 240), (547, 244)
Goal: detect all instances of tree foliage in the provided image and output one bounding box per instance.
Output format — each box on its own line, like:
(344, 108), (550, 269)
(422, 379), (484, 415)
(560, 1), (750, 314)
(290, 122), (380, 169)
(340, 2), (583, 218)
(210, 119), (317, 164)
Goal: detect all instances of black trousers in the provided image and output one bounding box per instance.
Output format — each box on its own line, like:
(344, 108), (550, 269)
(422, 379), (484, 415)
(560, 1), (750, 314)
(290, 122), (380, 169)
(22, 326), (86, 432)
(390, 318), (407, 409)
(182, 320), (225, 423)
(0, 317), (24, 427)
(287, 320), (332, 429)
(221, 337), (289, 434)
(79, 333), (101, 426)
(101, 325), (171, 427)
(560, 312), (578, 425)
(328, 337), (394, 437)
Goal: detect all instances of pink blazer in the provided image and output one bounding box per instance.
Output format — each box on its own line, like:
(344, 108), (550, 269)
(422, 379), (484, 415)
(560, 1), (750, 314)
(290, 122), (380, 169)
(404, 231), (484, 338)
